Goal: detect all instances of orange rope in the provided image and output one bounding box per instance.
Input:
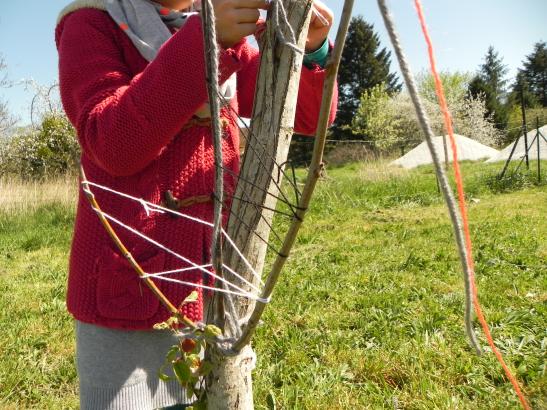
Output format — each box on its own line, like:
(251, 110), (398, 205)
(413, 1), (530, 409)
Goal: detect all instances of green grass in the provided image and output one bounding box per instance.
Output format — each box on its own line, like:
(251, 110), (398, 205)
(0, 205), (78, 409)
(1, 161), (546, 409)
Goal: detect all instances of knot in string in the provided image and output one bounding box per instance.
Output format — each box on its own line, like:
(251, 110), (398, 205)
(266, 0), (304, 54)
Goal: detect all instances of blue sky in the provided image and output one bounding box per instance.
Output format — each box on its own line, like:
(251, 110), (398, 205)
(0, 0), (545, 125)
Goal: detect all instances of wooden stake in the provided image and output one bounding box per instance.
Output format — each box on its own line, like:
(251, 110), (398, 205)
(232, 0), (355, 353)
(205, 1), (313, 408)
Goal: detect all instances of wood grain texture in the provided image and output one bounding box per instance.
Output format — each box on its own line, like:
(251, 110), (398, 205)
(206, 2), (313, 408)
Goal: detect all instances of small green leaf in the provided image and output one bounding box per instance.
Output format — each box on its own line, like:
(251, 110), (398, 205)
(203, 324), (222, 339)
(166, 345), (180, 362)
(165, 316), (179, 327)
(186, 353), (201, 369)
(266, 390), (277, 410)
(153, 322), (169, 330)
(173, 359), (192, 384)
(185, 291), (199, 303)
(198, 361), (214, 376)
(179, 291), (199, 309)
(157, 358), (173, 382)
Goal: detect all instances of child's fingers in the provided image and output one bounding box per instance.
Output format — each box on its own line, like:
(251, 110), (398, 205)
(234, 8), (261, 24)
(311, 8), (330, 28)
(305, 1), (333, 52)
(234, 0), (270, 10)
(236, 22), (261, 38)
(213, 0), (270, 47)
(311, 1), (333, 27)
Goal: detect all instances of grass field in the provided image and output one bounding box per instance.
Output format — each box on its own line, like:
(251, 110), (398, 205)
(0, 161), (545, 409)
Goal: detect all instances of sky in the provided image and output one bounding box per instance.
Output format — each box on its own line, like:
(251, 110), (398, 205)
(0, 0), (545, 125)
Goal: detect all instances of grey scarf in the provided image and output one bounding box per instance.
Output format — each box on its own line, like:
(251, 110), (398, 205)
(105, 0), (198, 61)
(106, 0), (235, 117)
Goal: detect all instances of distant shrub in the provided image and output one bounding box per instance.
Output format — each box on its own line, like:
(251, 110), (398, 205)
(504, 106), (547, 146)
(287, 134), (315, 167)
(0, 113), (79, 179)
(350, 74), (503, 151)
(324, 142), (378, 167)
(481, 169), (544, 193)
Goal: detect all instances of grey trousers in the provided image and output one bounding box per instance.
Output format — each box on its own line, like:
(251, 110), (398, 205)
(76, 321), (192, 410)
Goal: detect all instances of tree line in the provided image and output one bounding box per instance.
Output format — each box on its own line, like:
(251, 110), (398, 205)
(1, 17), (546, 177)
(333, 16), (547, 151)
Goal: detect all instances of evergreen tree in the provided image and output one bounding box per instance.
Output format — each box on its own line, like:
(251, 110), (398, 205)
(480, 46), (508, 94)
(335, 16), (401, 139)
(518, 41), (547, 106)
(469, 46), (508, 129)
(508, 72), (539, 109)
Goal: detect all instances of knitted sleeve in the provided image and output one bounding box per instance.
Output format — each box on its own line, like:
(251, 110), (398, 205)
(236, 42), (337, 136)
(57, 10), (245, 176)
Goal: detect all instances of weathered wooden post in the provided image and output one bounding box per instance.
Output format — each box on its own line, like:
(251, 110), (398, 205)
(205, 1), (313, 408)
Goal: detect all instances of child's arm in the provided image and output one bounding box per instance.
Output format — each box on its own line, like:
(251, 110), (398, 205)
(293, 57), (338, 136)
(57, 2), (267, 177)
(57, 11), (235, 176)
(236, 1), (337, 135)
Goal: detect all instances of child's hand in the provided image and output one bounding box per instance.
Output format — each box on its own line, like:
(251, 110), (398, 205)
(306, 0), (333, 53)
(213, 0), (269, 48)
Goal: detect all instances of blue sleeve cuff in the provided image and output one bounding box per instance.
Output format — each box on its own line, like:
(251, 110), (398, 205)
(303, 39), (329, 69)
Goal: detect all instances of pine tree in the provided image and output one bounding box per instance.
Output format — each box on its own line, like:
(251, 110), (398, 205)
(508, 72), (539, 109)
(468, 46), (508, 129)
(519, 41), (547, 106)
(335, 16), (401, 139)
(480, 46), (508, 94)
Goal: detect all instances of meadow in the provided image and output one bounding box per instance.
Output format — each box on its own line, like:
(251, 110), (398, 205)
(0, 160), (545, 409)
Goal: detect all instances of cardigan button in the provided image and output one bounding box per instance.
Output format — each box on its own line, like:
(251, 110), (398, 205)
(162, 190), (213, 218)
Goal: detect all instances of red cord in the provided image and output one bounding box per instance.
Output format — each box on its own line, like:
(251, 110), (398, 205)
(413, 1), (530, 409)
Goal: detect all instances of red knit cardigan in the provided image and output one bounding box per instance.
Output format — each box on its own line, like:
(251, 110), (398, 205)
(56, 9), (337, 330)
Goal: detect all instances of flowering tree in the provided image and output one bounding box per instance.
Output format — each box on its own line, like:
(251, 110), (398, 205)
(0, 113), (78, 178)
(351, 73), (502, 151)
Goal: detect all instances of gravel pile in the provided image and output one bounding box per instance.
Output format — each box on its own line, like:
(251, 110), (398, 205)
(486, 125), (547, 163)
(390, 134), (499, 169)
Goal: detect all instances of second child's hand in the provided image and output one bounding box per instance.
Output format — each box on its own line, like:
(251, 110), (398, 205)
(306, 0), (333, 52)
(252, 0), (334, 53)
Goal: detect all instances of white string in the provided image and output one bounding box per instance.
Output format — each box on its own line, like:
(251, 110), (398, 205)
(85, 181), (202, 224)
(150, 264), (213, 277)
(220, 264), (260, 294)
(85, 199), (269, 304)
(142, 274), (269, 303)
(138, 198), (163, 217)
(222, 281), (242, 338)
(97, 209), (257, 298)
(83, 180), (264, 285)
(221, 227), (265, 287)
(151, 262), (262, 295)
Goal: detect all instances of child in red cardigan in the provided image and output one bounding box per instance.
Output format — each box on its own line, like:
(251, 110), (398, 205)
(56, 0), (336, 408)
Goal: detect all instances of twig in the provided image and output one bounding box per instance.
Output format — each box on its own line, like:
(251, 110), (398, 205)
(79, 165), (197, 330)
(232, 0), (355, 353)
